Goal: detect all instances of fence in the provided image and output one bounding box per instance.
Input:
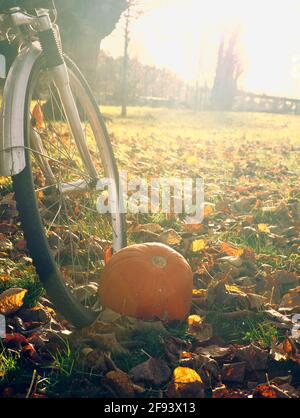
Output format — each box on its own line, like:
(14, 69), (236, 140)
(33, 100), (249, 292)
(234, 91), (300, 115)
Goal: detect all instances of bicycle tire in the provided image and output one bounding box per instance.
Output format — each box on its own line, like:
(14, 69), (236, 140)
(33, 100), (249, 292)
(13, 54), (127, 328)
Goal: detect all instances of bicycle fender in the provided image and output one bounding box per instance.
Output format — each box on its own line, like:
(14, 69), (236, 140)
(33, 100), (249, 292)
(0, 44), (42, 177)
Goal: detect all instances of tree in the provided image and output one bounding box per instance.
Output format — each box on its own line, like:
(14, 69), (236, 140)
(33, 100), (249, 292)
(211, 30), (243, 111)
(0, 0), (128, 88)
(120, 0), (143, 117)
(56, 0), (128, 87)
(97, 51), (187, 107)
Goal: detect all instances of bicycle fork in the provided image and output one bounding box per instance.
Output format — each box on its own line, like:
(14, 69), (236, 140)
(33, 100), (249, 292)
(37, 16), (98, 181)
(11, 9), (98, 184)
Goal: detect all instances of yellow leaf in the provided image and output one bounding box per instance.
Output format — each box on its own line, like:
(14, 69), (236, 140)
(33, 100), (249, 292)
(186, 156), (198, 166)
(192, 289), (207, 298)
(0, 288), (27, 315)
(0, 177), (10, 187)
(36, 190), (44, 201)
(187, 315), (204, 328)
(225, 284), (247, 297)
(204, 204), (214, 217)
(0, 275), (10, 283)
(258, 224), (271, 234)
(173, 367), (203, 391)
(191, 239), (206, 252)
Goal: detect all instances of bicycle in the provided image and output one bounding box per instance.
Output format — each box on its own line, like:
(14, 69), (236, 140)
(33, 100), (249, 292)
(0, 0), (127, 328)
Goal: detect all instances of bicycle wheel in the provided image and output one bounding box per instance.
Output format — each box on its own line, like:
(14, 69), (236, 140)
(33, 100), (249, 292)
(13, 54), (127, 328)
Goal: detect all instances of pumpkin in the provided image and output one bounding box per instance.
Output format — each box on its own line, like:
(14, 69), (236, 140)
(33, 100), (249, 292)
(100, 242), (193, 321)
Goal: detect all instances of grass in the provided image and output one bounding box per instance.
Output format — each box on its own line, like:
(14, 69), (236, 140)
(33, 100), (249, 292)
(2, 107), (300, 395)
(243, 319), (279, 349)
(206, 311), (281, 347)
(43, 338), (84, 397)
(0, 347), (19, 383)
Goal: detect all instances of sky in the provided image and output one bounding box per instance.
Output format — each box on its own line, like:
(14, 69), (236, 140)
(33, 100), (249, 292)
(102, 0), (300, 97)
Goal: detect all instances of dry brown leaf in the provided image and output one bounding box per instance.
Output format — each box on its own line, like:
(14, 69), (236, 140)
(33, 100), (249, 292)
(247, 293), (267, 310)
(221, 362), (246, 384)
(274, 271), (299, 286)
(234, 344), (268, 371)
(0, 288), (27, 315)
(279, 287), (300, 312)
(130, 223), (163, 234)
(159, 229), (182, 246)
(253, 384), (290, 399)
(90, 333), (127, 354)
(130, 358), (171, 387)
(102, 371), (136, 398)
(182, 224), (204, 234)
(220, 242), (243, 257)
(195, 345), (232, 360)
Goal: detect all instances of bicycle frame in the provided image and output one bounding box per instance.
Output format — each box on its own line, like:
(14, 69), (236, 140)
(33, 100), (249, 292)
(0, 7), (98, 179)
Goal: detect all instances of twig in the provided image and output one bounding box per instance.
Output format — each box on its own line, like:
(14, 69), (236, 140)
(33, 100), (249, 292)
(203, 265), (215, 281)
(141, 348), (152, 359)
(26, 369), (37, 399)
(270, 286), (275, 305)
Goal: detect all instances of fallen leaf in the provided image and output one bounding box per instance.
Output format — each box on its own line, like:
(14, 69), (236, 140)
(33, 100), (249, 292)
(274, 271), (299, 286)
(0, 234), (13, 252)
(212, 389), (247, 398)
(247, 293), (267, 310)
(19, 307), (52, 324)
(130, 223), (163, 234)
(0, 223), (17, 234)
(221, 362), (246, 384)
(168, 367), (204, 398)
(159, 229), (182, 246)
(182, 224), (204, 234)
(234, 344), (268, 371)
(0, 288), (27, 315)
(195, 345), (232, 360)
(102, 371), (136, 398)
(279, 287), (300, 312)
(31, 103), (44, 129)
(187, 314), (204, 328)
(204, 203), (214, 218)
(253, 384), (290, 399)
(130, 358), (171, 387)
(257, 224), (271, 234)
(187, 315), (213, 343)
(190, 239), (206, 252)
(220, 242), (244, 257)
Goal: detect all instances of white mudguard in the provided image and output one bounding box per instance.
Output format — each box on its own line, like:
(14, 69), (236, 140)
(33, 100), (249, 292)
(0, 44), (42, 176)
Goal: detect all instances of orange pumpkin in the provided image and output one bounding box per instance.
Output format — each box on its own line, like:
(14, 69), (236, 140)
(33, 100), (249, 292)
(100, 243), (193, 321)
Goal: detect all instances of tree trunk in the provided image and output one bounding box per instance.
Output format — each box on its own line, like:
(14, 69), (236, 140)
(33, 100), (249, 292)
(0, 0), (128, 88)
(121, 8), (130, 117)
